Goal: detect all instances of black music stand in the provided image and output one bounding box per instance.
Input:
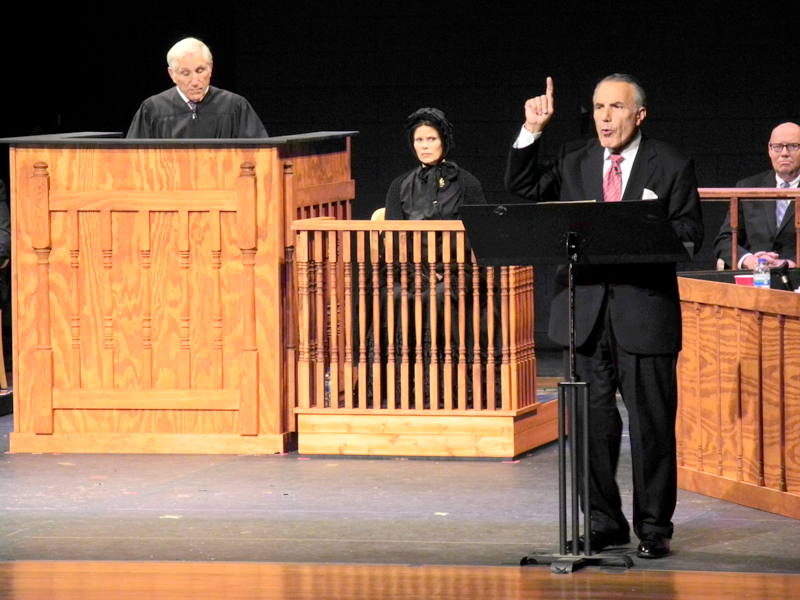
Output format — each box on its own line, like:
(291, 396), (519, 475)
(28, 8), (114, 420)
(460, 200), (690, 574)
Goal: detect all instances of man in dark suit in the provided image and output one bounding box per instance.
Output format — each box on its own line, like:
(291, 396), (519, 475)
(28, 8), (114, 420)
(505, 74), (703, 559)
(714, 122), (800, 269)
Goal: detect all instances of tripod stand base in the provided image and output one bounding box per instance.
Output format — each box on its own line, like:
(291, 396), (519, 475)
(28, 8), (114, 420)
(521, 552), (634, 574)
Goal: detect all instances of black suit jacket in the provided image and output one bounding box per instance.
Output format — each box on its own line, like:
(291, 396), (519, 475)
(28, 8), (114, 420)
(505, 134), (704, 354)
(713, 170), (796, 267)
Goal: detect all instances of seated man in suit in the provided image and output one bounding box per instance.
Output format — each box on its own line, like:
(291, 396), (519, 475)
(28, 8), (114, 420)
(713, 122), (800, 269)
(506, 74), (703, 559)
(127, 37), (268, 139)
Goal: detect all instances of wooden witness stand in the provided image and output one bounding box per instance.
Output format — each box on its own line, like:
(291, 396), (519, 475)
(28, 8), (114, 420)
(291, 219), (558, 458)
(675, 188), (800, 520)
(5, 131), (355, 454)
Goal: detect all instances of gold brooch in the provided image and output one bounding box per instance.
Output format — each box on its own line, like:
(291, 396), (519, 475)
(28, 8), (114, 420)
(438, 177), (446, 188)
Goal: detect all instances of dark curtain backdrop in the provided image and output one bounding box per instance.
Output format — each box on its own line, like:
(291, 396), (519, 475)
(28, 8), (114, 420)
(2, 2), (794, 349)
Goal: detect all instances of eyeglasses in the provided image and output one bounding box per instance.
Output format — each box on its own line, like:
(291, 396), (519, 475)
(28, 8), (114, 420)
(768, 143), (800, 153)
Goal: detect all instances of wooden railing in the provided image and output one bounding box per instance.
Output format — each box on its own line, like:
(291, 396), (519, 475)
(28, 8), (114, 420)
(677, 275), (800, 518)
(291, 219), (538, 415)
(699, 188), (800, 267)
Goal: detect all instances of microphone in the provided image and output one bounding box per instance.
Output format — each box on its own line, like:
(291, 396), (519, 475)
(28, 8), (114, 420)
(773, 261), (793, 291)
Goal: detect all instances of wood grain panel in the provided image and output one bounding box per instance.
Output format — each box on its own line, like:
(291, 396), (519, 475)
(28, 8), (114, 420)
(677, 301), (698, 468)
(188, 211), (217, 390)
(49, 190), (237, 211)
(47, 211), (74, 389)
(112, 211), (143, 388)
(53, 409), (237, 435)
(678, 276), (800, 518)
(149, 211), (182, 389)
(220, 211), (243, 390)
(10, 431), (289, 454)
(697, 303), (718, 473)
(739, 310), (763, 485)
(717, 307), (742, 480)
(785, 316), (800, 493)
(52, 388), (239, 409)
(77, 211), (106, 388)
(10, 137), (352, 454)
(762, 314), (784, 491)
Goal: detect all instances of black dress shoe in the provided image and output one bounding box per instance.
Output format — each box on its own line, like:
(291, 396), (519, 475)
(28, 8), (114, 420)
(566, 529), (630, 553)
(637, 533), (671, 559)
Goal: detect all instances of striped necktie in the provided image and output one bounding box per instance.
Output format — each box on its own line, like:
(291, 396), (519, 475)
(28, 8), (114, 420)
(603, 154), (624, 202)
(776, 181), (791, 228)
(188, 100), (198, 119)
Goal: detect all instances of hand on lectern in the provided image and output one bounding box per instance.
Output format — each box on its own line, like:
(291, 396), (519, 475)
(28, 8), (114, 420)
(523, 77), (555, 134)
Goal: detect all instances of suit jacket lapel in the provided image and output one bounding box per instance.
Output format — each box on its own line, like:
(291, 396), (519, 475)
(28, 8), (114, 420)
(768, 171), (797, 235)
(581, 143), (605, 202)
(622, 135), (656, 201)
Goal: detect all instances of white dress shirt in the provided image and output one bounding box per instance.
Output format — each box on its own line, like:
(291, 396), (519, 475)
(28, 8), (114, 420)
(513, 127), (642, 199)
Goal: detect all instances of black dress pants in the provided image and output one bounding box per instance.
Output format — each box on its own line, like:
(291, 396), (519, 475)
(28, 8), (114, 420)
(571, 302), (678, 540)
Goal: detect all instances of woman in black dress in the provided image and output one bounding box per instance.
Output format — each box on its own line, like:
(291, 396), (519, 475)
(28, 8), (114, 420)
(378, 108), (491, 408)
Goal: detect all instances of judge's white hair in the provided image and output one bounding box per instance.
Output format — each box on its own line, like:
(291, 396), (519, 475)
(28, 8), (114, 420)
(167, 37), (213, 70)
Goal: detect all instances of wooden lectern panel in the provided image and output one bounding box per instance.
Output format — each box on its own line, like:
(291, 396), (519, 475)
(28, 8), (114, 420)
(677, 277), (800, 518)
(8, 135), (355, 453)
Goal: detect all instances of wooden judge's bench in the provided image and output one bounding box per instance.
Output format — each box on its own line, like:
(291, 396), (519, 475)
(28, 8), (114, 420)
(4, 132), (355, 454)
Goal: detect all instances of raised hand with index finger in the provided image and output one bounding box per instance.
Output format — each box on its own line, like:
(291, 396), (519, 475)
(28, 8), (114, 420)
(523, 77), (555, 134)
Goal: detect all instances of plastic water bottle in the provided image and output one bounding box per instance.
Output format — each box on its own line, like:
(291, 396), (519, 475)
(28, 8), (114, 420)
(324, 369), (331, 407)
(753, 258), (771, 290)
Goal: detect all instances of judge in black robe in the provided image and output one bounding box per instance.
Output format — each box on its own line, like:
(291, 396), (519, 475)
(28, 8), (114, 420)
(125, 37), (268, 139)
(126, 86), (268, 139)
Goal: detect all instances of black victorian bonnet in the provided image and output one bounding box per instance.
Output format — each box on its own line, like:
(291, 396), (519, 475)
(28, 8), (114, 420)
(406, 107), (454, 159)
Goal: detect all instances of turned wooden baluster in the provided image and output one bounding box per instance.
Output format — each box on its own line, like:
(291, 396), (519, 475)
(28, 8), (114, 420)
(370, 230), (382, 407)
(343, 231), (354, 409)
(139, 211), (153, 389)
(399, 233), (410, 410)
(68, 209), (81, 388)
(357, 232), (368, 409)
(236, 162), (259, 434)
(296, 231), (311, 410)
(486, 267), (497, 410)
(32, 162), (54, 434)
(500, 266), (511, 411)
(413, 232), (424, 408)
(442, 233), (453, 410)
(471, 251), (482, 411)
(328, 231), (341, 410)
(507, 266), (519, 410)
(456, 232), (467, 411)
(314, 232), (326, 407)
(179, 210), (191, 389)
(210, 210), (223, 389)
(730, 196), (739, 268)
(428, 232), (439, 411)
(385, 233), (396, 409)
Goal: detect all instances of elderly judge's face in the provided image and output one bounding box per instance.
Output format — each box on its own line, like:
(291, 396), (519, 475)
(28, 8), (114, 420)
(769, 122), (800, 182)
(593, 81), (646, 152)
(168, 53), (213, 102)
(413, 125), (444, 166)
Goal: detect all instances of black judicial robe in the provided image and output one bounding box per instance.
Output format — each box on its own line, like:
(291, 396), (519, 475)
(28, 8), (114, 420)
(126, 86), (268, 139)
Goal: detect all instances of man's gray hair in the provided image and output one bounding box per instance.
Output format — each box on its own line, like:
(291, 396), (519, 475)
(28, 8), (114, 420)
(593, 73), (647, 109)
(167, 37), (213, 70)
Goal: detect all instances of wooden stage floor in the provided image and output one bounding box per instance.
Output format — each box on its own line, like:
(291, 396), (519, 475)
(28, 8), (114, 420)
(1, 561), (798, 600)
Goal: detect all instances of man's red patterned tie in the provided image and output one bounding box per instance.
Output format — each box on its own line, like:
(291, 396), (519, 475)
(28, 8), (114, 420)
(603, 154), (624, 202)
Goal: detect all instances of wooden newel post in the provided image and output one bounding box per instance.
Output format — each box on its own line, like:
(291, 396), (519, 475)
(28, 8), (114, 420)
(795, 199), (800, 267)
(237, 162), (259, 435)
(32, 162), (54, 434)
(282, 161), (298, 429)
(730, 196), (739, 268)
